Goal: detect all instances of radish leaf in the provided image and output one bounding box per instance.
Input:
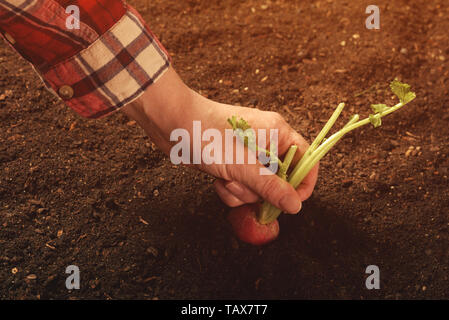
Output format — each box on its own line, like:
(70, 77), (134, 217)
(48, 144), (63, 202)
(390, 79), (416, 104)
(371, 104), (390, 113)
(227, 116), (259, 155)
(369, 114), (382, 128)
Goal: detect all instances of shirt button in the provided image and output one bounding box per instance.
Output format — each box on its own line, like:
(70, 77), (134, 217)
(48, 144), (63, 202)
(58, 85), (74, 100)
(4, 32), (15, 45)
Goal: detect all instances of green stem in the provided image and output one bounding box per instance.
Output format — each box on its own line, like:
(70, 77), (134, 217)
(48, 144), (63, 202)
(257, 100), (410, 224)
(289, 102), (405, 189)
(309, 103), (346, 152)
(289, 103), (345, 180)
(343, 114), (360, 128)
(258, 145), (297, 224)
(278, 145), (298, 180)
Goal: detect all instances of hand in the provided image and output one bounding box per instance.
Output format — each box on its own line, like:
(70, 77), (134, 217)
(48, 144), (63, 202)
(121, 68), (319, 214)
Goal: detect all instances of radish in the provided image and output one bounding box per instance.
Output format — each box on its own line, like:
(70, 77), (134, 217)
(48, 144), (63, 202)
(227, 80), (416, 244)
(228, 203), (279, 245)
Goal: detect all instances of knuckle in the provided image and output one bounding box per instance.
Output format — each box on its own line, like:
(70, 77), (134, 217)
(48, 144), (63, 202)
(264, 111), (282, 127)
(225, 164), (239, 181)
(288, 130), (309, 150)
(214, 183), (242, 207)
(216, 164), (233, 181)
(271, 112), (285, 126)
(227, 163), (250, 184)
(258, 177), (280, 201)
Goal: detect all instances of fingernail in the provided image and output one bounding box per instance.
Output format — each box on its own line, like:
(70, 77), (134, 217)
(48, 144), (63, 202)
(280, 195), (302, 214)
(225, 181), (244, 197)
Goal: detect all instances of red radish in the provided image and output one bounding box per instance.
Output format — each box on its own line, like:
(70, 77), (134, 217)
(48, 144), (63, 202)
(228, 203), (279, 245)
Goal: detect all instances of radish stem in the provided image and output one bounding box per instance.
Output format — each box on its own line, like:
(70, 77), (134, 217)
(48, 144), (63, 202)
(258, 145), (297, 224)
(228, 80), (416, 225)
(278, 145), (298, 180)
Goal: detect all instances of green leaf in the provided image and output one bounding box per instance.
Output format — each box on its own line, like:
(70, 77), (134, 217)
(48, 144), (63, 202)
(369, 114), (382, 128)
(227, 116), (256, 149)
(227, 116), (237, 129)
(390, 79), (416, 104)
(371, 104), (390, 114)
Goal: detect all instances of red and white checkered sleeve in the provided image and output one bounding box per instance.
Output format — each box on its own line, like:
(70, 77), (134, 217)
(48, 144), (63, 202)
(0, 0), (171, 119)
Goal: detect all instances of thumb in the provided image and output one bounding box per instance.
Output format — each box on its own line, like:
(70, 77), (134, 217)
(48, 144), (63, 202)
(228, 163), (302, 214)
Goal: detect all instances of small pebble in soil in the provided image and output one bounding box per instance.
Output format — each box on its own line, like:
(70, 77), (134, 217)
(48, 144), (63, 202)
(146, 247), (159, 257)
(26, 274), (37, 280)
(36, 207), (47, 214)
(405, 146), (415, 157)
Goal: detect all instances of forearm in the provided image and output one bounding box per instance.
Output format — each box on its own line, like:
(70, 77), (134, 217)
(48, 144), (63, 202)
(0, 0), (170, 119)
(121, 67), (195, 154)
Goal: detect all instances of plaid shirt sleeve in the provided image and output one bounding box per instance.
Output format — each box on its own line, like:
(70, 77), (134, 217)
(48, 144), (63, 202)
(0, 0), (171, 119)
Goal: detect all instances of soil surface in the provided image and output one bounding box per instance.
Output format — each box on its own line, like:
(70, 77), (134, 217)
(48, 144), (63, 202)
(1, 0), (448, 299)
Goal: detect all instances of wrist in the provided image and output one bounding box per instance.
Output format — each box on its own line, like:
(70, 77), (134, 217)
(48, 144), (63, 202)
(122, 67), (195, 138)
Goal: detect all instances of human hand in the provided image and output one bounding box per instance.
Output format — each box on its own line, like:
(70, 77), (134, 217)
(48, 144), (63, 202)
(122, 68), (319, 214)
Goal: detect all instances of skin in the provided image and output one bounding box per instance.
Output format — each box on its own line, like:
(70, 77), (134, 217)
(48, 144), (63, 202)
(121, 67), (319, 214)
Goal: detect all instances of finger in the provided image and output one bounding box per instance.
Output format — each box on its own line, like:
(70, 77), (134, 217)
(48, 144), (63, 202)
(296, 162), (319, 201)
(227, 163), (302, 214)
(282, 129), (319, 201)
(285, 128), (311, 164)
(224, 181), (260, 203)
(213, 179), (245, 207)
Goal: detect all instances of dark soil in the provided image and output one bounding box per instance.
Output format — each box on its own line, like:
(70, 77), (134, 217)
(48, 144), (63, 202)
(1, 0), (448, 299)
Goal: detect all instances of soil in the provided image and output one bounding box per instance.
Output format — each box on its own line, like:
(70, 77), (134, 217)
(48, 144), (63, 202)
(1, 0), (448, 299)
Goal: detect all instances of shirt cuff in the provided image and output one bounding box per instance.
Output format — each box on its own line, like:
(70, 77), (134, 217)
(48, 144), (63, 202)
(40, 6), (170, 119)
